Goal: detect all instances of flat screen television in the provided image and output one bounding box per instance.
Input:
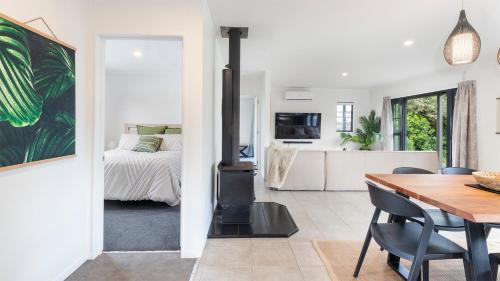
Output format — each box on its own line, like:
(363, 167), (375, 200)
(275, 113), (321, 139)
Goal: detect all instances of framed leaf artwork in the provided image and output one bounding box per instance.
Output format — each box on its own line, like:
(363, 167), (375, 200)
(0, 13), (75, 171)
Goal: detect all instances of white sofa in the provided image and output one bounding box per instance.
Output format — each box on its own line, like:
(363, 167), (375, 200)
(266, 148), (439, 191)
(267, 150), (326, 191)
(325, 150), (439, 191)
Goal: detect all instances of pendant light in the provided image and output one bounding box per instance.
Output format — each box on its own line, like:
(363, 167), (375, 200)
(443, 1), (481, 65)
(497, 48), (500, 65)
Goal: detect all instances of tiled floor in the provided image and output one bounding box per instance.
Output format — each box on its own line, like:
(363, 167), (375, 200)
(191, 176), (500, 281)
(66, 252), (196, 281)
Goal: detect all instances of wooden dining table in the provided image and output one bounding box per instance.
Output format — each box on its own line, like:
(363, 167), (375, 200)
(366, 173), (500, 281)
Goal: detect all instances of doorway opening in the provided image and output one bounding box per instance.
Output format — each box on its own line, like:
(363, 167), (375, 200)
(102, 37), (183, 251)
(239, 96), (258, 166)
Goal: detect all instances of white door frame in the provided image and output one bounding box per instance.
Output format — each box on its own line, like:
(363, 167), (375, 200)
(91, 34), (183, 258)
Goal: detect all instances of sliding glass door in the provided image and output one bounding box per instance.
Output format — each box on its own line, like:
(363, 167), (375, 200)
(392, 89), (456, 167)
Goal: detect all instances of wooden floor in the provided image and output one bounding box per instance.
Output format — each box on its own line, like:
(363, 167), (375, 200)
(191, 176), (500, 281)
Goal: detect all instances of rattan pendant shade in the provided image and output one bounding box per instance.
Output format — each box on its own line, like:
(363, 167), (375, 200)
(443, 10), (481, 65)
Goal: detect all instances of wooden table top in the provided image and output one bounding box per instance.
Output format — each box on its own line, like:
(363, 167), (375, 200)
(366, 174), (500, 223)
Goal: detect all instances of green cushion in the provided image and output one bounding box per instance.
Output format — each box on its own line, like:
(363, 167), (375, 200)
(137, 125), (167, 135)
(132, 136), (162, 153)
(164, 128), (182, 134)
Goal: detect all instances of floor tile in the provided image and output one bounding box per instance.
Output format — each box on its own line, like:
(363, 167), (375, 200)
(290, 242), (324, 267)
(299, 266), (331, 281)
(195, 265), (251, 281)
(251, 242), (296, 267)
(252, 266), (304, 281)
(201, 244), (251, 267)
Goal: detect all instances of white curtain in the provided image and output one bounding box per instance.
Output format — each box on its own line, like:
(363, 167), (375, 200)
(380, 96), (394, 151)
(452, 80), (478, 169)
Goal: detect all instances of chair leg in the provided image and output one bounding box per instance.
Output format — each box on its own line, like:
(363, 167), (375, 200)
(408, 253), (427, 281)
(463, 258), (471, 281)
(380, 214), (393, 251)
(485, 225), (492, 239)
(422, 261), (429, 281)
(353, 228), (372, 277)
(490, 255), (498, 281)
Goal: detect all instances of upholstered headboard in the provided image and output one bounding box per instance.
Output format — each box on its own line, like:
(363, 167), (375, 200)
(124, 123), (182, 134)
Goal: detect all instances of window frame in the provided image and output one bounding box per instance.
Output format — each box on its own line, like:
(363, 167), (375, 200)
(391, 88), (456, 167)
(336, 102), (354, 133)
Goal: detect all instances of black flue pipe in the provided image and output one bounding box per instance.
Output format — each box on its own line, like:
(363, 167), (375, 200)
(221, 27), (246, 166)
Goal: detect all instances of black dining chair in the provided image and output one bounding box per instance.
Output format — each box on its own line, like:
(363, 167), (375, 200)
(393, 167), (434, 175)
(392, 167), (465, 232)
(490, 253), (500, 280)
(354, 182), (470, 281)
(442, 167), (477, 175)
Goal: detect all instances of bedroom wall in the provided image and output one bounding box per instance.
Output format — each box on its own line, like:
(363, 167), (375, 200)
(104, 70), (182, 149)
(90, 0), (216, 258)
(270, 87), (372, 149)
(0, 1), (93, 280)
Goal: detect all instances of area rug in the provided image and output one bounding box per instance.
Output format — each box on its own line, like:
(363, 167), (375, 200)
(104, 200), (180, 251)
(312, 240), (472, 281)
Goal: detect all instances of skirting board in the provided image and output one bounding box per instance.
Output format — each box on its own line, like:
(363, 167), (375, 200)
(53, 255), (87, 281)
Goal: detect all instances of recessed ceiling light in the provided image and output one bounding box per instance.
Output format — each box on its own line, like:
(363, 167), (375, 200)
(133, 50), (143, 58)
(341, 72), (349, 77)
(403, 40), (415, 47)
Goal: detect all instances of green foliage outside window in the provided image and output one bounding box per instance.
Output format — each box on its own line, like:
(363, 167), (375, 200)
(406, 112), (437, 151)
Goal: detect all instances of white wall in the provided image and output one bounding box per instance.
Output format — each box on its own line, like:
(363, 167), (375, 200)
(104, 70), (182, 149)
(370, 63), (500, 171)
(0, 1), (93, 280)
(271, 88), (372, 149)
(241, 71), (270, 173)
(201, 0), (217, 241)
(90, 0), (216, 258)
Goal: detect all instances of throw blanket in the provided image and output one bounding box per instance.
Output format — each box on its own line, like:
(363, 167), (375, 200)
(266, 144), (298, 189)
(104, 150), (182, 205)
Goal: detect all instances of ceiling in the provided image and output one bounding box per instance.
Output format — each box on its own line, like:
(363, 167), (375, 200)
(105, 38), (182, 73)
(208, 0), (500, 89)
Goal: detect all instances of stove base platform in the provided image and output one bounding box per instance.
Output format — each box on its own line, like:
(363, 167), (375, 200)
(207, 202), (298, 238)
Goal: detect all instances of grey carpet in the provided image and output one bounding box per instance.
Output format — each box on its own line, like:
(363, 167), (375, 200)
(104, 200), (180, 251)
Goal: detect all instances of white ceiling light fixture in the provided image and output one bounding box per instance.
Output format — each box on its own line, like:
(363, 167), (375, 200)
(341, 72), (349, 77)
(443, 0), (481, 65)
(133, 50), (143, 58)
(403, 40), (415, 47)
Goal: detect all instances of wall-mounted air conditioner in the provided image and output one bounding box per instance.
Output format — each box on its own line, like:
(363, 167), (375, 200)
(285, 91), (313, 101)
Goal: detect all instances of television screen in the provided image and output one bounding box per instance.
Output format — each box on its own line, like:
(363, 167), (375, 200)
(275, 113), (321, 139)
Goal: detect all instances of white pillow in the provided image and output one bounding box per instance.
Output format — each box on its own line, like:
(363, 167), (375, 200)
(117, 134), (141, 150)
(155, 134), (182, 151)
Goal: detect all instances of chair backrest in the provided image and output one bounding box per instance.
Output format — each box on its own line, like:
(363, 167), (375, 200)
(366, 181), (429, 220)
(393, 167), (434, 174)
(442, 167), (476, 175)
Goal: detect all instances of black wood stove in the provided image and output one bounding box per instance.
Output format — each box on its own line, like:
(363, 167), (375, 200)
(207, 27), (298, 238)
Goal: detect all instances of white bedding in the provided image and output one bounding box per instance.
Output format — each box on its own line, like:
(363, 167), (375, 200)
(104, 149), (182, 205)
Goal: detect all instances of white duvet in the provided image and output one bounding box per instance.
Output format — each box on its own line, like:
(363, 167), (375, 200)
(104, 149), (182, 206)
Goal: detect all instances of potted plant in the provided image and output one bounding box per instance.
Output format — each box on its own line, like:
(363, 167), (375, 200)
(340, 110), (381, 150)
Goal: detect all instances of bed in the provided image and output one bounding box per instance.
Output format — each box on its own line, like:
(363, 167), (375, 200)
(104, 123), (182, 206)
